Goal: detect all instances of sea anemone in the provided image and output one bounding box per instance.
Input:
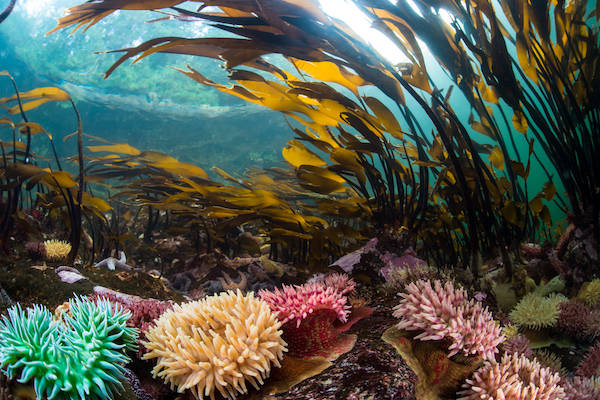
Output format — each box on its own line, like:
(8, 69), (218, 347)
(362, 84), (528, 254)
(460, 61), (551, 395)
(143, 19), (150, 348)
(578, 279), (600, 307)
(43, 239), (71, 261)
(576, 341), (600, 377)
(0, 296), (137, 400)
(64, 295), (138, 352)
(562, 377), (600, 400)
(457, 353), (564, 400)
(89, 288), (173, 356)
(393, 279), (504, 360)
(323, 273), (356, 295)
(307, 273), (356, 296)
(585, 310), (600, 341)
(25, 241), (45, 260)
(557, 300), (590, 341)
(532, 275), (565, 297)
(509, 293), (566, 329)
(532, 349), (565, 375)
(503, 334), (533, 358)
(259, 282), (349, 328)
(259, 282), (351, 358)
(142, 290), (286, 400)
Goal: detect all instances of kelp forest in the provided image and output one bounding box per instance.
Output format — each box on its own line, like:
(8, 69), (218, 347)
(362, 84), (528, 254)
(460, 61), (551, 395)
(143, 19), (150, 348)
(0, 1), (599, 400)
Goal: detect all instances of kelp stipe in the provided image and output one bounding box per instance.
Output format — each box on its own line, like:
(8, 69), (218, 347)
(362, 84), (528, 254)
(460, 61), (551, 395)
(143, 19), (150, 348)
(0, 0), (15, 25)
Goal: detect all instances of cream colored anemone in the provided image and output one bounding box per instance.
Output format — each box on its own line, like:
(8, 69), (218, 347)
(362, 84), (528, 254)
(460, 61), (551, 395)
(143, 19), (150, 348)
(143, 290), (287, 400)
(43, 239), (71, 261)
(509, 293), (567, 329)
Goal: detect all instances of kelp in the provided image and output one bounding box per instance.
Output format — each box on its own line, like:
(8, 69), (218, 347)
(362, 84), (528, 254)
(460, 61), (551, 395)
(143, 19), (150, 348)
(48, 0), (571, 274)
(0, 0), (16, 24)
(83, 141), (365, 267)
(0, 73), (107, 261)
(352, 0), (598, 236)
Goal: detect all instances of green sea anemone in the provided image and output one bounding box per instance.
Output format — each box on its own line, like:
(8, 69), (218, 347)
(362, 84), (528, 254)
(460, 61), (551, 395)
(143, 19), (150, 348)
(0, 296), (138, 400)
(578, 279), (600, 307)
(509, 293), (566, 330)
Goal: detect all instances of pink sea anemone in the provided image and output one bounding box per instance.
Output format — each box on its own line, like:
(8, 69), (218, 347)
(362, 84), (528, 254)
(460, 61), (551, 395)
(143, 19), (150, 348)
(259, 282), (352, 358)
(309, 272), (357, 295)
(458, 353), (564, 400)
(503, 334), (533, 358)
(259, 282), (349, 328)
(393, 279), (504, 360)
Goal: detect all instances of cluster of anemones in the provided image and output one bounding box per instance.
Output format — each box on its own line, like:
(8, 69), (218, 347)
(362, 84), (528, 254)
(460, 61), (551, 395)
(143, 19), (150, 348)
(0, 296), (137, 400)
(137, 273), (358, 398)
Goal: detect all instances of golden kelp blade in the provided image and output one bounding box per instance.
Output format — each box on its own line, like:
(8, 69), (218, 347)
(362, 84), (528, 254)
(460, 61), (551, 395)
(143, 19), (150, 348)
(282, 140), (326, 168)
(291, 59), (368, 97)
(87, 143), (142, 156)
(15, 122), (53, 140)
(0, 87), (71, 114)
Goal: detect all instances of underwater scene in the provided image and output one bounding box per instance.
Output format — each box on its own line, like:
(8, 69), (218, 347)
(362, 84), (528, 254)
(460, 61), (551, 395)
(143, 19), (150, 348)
(0, 0), (599, 399)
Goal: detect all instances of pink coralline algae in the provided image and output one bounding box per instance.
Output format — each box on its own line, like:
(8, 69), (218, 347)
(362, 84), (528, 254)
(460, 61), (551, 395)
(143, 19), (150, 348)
(458, 353), (564, 400)
(393, 279), (504, 360)
(330, 237), (378, 273)
(259, 282), (350, 328)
